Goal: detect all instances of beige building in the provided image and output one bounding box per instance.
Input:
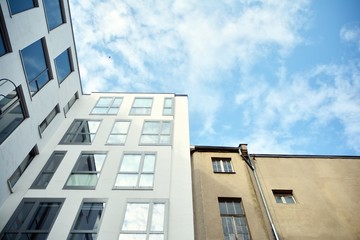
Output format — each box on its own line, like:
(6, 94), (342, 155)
(191, 144), (360, 240)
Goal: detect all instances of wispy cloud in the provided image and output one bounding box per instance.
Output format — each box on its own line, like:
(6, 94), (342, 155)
(340, 22), (360, 51)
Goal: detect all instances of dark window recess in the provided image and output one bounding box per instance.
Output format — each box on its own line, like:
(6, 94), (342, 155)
(60, 119), (100, 144)
(39, 104), (60, 134)
(8, 0), (37, 15)
(1, 5), (12, 56)
(55, 48), (72, 83)
(43, 0), (65, 30)
(63, 92), (78, 115)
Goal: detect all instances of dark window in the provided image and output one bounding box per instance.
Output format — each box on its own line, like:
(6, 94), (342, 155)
(212, 158), (234, 173)
(273, 190), (296, 204)
(60, 119), (100, 144)
(43, 0), (64, 30)
(8, 0), (37, 15)
(21, 38), (51, 95)
(63, 92), (78, 115)
(31, 151), (65, 189)
(7, 146), (38, 192)
(39, 104), (60, 134)
(0, 198), (64, 239)
(55, 48), (72, 83)
(219, 198), (250, 240)
(0, 6), (11, 56)
(68, 201), (105, 239)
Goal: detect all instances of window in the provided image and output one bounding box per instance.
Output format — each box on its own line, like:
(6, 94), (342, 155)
(219, 198), (250, 240)
(107, 120), (130, 145)
(63, 92), (78, 115)
(140, 121), (172, 145)
(91, 97), (123, 115)
(31, 151), (65, 189)
(119, 201), (166, 240)
(114, 153), (156, 189)
(21, 38), (51, 95)
(65, 152), (106, 189)
(54, 48), (72, 83)
(7, 146), (38, 192)
(130, 98), (153, 115)
(163, 97), (173, 115)
(39, 104), (60, 134)
(0, 198), (64, 239)
(7, 0), (37, 15)
(43, 0), (65, 30)
(212, 158), (234, 173)
(60, 119), (101, 144)
(273, 190), (296, 204)
(0, 6), (11, 56)
(68, 201), (106, 239)
(0, 84), (29, 144)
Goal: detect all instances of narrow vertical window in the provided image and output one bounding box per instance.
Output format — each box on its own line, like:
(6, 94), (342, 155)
(54, 48), (72, 83)
(130, 98), (153, 115)
(0, 6), (11, 56)
(163, 97), (173, 115)
(140, 121), (172, 145)
(31, 151), (65, 189)
(107, 120), (130, 145)
(39, 104), (60, 134)
(43, 0), (65, 30)
(63, 92), (78, 115)
(64, 152), (106, 189)
(68, 201), (106, 239)
(91, 97), (123, 115)
(60, 119), (101, 144)
(219, 198), (250, 240)
(7, 0), (37, 15)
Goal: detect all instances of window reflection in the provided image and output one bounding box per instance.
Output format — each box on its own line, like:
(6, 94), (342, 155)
(8, 0), (35, 14)
(61, 120), (100, 144)
(43, 0), (64, 30)
(140, 121), (172, 145)
(55, 49), (72, 83)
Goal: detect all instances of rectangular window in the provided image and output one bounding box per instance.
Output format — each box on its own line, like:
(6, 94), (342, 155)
(0, 6), (11, 56)
(0, 198), (64, 239)
(68, 201), (106, 239)
(91, 97), (123, 115)
(212, 158), (234, 173)
(130, 97), (153, 115)
(7, 145), (38, 192)
(39, 104), (60, 134)
(43, 0), (65, 30)
(54, 48), (72, 83)
(140, 120), (172, 145)
(60, 119), (101, 144)
(219, 198), (250, 240)
(114, 153), (156, 189)
(31, 151), (65, 189)
(107, 120), (130, 145)
(0, 84), (29, 144)
(163, 97), (174, 115)
(7, 0), (37, 15)
(63, 92), (78, 115)
(273, 190), (296, 204)
(119, 201), (166, 239)
(21, 38), (52, 95)
(64, 152), (106, 189)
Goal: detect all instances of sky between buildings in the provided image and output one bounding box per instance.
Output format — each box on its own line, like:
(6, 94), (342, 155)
(69, 0), (360, 155)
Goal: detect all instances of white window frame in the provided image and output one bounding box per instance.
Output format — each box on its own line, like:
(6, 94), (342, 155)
(139, 120), (172, 145)
(212, 158), (234, 173)
(162, 97), (174, 115)
(129, 97), (153, 115)
(91, 96), (123, 115)
(106, 120), (131, 145)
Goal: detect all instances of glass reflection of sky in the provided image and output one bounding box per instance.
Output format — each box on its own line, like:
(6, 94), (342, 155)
(122, 203), (149, 231)
(43, 0), (63, 30)
(55, 49), (71, 82)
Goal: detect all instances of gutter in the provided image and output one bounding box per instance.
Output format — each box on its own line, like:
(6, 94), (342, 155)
(239, 144), (280, 240)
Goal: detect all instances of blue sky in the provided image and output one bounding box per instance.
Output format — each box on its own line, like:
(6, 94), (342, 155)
(69, 0), (360, 155)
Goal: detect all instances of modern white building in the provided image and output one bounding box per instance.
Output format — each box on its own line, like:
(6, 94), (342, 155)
(0, 1), (194, 239)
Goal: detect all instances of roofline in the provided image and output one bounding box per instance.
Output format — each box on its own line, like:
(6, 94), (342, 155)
(86, 91), (187, 96)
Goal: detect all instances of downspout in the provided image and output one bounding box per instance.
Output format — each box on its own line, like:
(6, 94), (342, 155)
(238, 144), (280, 240)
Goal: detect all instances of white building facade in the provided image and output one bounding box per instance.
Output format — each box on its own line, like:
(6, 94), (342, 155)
(0, 1), (194, 239)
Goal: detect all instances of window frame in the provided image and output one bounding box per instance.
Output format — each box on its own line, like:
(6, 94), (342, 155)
(91, 96), (123, 115)
(38, 104), (60, 135)
(106, 120), (131, 145)
(60, 119), (101, 145)
(68, 199), (107, 240)
(139, 120), (173, 145)
(63, 91), (78, 116)
(212, 158), (235, 173)
(0, 5), (12, 56)
(129, 97), (153, 115)
(272, 190), (296, 204)
(64, 152), (107, 190)
(0, 198), (64, 239)
(54, 48), (73, 84)
(163, 97), (174, 116)
(7, 0), (39, 15)
(114, 152), (157, 190)
(42, 0), (66, 31)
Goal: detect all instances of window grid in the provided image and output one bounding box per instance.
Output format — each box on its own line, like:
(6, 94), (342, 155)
(91, 97), (123, 115)
(130, 98), (153, 115)
(60, 119), (101, 144)
(140, 120), (172, 145)
(212, 158), (234, 173)
(0, 198), (64, 239)
(114, 153), (156, 189)
(107, 120), (130, 145)
(219, 198), (250, 240)
(163, 97), (174, 115)
(64, 152), (106, 189)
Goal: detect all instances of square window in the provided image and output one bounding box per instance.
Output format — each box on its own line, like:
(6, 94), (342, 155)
(8, 0), (37, 15)
(43, 0), (65, 30)
(212, 158), (234, 173)
(21, 38), (51, 95)
(54, 48), (72, 83)
(91, 97), (123, 115)
(107, 120), (130, 145)
(140, 121), (172, 145)
(273, 190), (296, 204)
(130, 98), (153, 115)
(60, 119), (101, 144)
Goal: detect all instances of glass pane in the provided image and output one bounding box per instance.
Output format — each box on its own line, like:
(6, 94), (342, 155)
(76, 154), (105, 171)
(149, 234), (164, 240)
(73, 202), (105, 230)
(164, 98), (172, 107)
(43, 0), (63, 30)
(115, 174), (138, 187)
(163, 108), (172, 115)
(213, 161), (221, 172)
(122, 203), (149, 231)
(32, 173), (53, 188)
(28, 202), (61, 230)
(285, 196), (295, 204)
(43, 153), (65, 172)
(227, 201), (236, 215)
(234, 201), (243, 215)
(140, 135), (159, 144)
(133, 98), (152, 107)
(119, 234), (146, 240)
(66, 174), (98, 187)
(159, 135), (170, 144)
(68, 233), (97, 240)
(142, 155), (155, 172)
(68, 120), (82, 133)
(8, 202), (34, 230)
(55, 49), (71, 82)
(87, 121), (100, 133)
(19, 233), (48, 240)
(112, 97), (123, 107)
(112, 122), (130, 134)
(219, 201), (227, 214)
(143, 122), (160, 134)
(139, 174), (153, 187)
(151, 203), (165, 231)
(108, 107), (119, 114)
(73, 133), (93, 143)
(223, 161), (233, 172)
(161, 122), (171, 134)
(91, 107), (108, 114)
(275, 196), (283, 203)
(9, 0), (35, 14)
(107, 135), (126, 144)
(96, 97), (112, 107)
(120, 155), (141, 172)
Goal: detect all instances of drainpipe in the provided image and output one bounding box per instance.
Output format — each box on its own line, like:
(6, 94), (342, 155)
(239, 144), (280, 240)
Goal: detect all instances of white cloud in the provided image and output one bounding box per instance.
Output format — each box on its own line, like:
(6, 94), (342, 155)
(340, 23), (360, 51)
